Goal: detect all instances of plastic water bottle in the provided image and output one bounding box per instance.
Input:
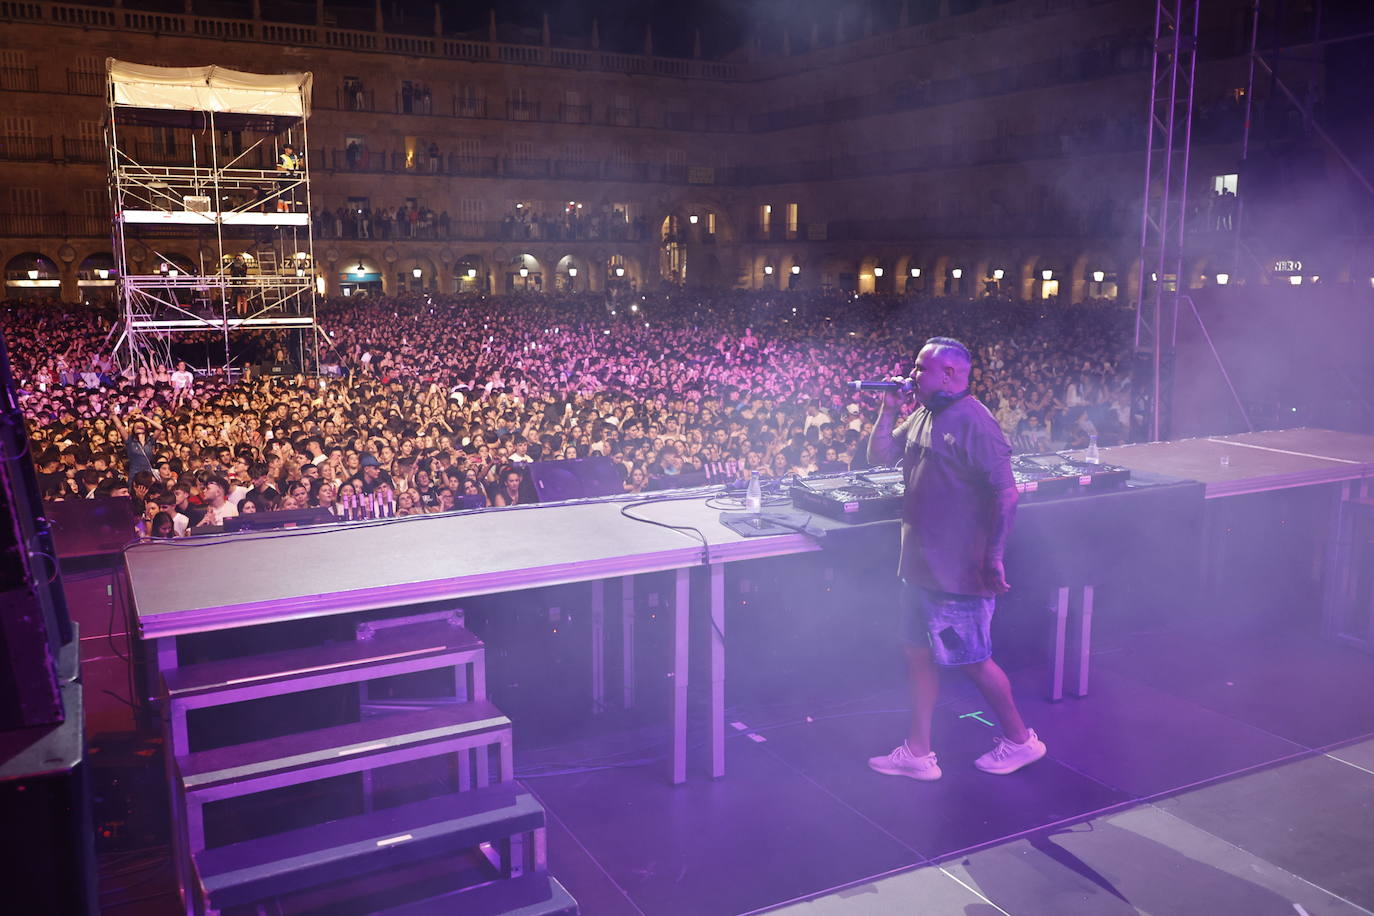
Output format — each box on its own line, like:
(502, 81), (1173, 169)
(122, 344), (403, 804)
(745, 474), (763, 513)
(1085, 434), (1100, 464)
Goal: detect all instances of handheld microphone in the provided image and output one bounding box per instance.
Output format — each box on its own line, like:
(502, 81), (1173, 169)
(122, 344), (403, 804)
(848, 378), (915, 393)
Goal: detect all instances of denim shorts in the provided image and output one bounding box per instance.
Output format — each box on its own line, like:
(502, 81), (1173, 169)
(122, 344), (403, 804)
(900, 581), (994, 666)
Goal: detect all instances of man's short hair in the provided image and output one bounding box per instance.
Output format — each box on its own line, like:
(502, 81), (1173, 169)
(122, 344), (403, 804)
(925, 336), (973, 366)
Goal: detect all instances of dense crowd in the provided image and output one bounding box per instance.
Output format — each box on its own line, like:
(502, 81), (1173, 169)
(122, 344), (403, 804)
(6, 289), (1134, 537)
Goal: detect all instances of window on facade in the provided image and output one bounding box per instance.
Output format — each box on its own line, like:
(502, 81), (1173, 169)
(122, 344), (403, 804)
(511, 88), (535, 121)
(786, 203), (799, 236)
(10, 187), (42, 212)
(512, 141), (534, 161)
(758, 203), (772, 235)
(83, 188), (104, 215)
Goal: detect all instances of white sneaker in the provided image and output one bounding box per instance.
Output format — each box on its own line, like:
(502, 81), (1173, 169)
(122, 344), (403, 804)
(975, 729), (1047, 775)
(868, 741), (942, 781)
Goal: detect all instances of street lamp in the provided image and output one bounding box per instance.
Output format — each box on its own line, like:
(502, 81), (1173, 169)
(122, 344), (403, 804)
(790, 264), (800, 275)
(1215, 273), (1230, 285)
(1042, 269), (1054, 281)
(466, 268), (477, 279)
(763, 265), (774, 275)
(873, 267), (884, 278)
(992, 268), (1004, 280)
(567, 267), (578, 277)
(412, 267), (422, 279)
(688, 214), (699, 224)
(615, 267), (626, 277)
(950, 268), (962, 279)
(1092, 270), (1105, 283)
(519, 267), (529, 278)
(909, 267), (920, 278)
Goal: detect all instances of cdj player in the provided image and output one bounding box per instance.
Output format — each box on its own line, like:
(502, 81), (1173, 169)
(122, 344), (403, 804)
(790, 454), (1131, 523)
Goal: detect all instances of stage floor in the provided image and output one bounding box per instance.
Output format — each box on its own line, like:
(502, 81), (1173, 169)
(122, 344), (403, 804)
(86, 563), (1374, 916)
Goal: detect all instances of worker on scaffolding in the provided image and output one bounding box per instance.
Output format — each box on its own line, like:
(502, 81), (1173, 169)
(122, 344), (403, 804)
(276, 143), (300, 212)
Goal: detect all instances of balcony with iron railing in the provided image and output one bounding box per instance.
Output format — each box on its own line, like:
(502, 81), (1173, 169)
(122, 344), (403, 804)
(65, 68), (102, 96)
(452, 97), (487, 119)
(62, 137), (104, 163)
(0, 135), (54, 161)
(0, 212), (107, 237)
(559, 104), (591, 125)
(0, 66), (40, 92)
(508, 101), (540, 122)
(5, 0), (740, 83)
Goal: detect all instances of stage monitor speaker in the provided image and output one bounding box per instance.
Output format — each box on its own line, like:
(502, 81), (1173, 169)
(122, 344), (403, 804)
(528, 457), (623, 502)
(223, 506), (340, 531)
(647, 470), (709, 491)
(45, 497), (139, 559)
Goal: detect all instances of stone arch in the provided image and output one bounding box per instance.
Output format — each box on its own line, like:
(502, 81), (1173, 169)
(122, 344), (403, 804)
(506, 252), (546, 292)
(4, 250), (62, 299)
(397, 254), (437, 292)
(455, 252), (488, 292)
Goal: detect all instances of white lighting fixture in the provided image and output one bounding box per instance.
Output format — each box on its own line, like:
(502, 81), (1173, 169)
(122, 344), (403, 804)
(412, 267), (422, 278)
(168, 269), (179, 277)
(26, 269), (38, 280)
(615, 267), (626, 277)
(519, 267), (529, 277)
(96, 269), (109, 279)
(873, 267), (884, 278)
(1151, 272), (1159, 282)
(630, 303), (639, 313)
(1215, 273), (1230, 285)
(688, 214), (699, 224)
(791, 264), (800, 275)
(910, 267), (921, 278)
(1288, 275), (1302, 286)
(354, 263), (366, 276)
(466, 268), (477, 279)
(1041, 269), (1053, 281)
(1092, 270), (1105, 283)
(951, 268), (962, 279)
(295, 251), (308, 260)
(567, 267), (578, 277)
(763, 265), (774, 275)
(992, 268), (1004, 280)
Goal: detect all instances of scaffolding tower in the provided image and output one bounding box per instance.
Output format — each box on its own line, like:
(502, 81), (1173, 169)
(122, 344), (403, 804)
(105, 59), (319, 374)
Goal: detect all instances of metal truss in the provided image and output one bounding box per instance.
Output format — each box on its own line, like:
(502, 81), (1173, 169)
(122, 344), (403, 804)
(1134, 0), (1201, 442)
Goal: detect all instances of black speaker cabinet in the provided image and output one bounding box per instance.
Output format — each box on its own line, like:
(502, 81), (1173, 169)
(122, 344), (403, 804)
(528, 457), (624, 502)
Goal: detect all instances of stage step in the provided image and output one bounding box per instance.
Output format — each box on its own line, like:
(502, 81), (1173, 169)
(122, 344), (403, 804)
(196, 783), (546, 912)
(163, 617), (485, 716)
(178, 701), (512, 795)
(368, 874), (579, 916)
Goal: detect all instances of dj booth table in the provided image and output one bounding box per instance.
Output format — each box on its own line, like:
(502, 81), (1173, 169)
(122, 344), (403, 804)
(125, 428), (1374, 785)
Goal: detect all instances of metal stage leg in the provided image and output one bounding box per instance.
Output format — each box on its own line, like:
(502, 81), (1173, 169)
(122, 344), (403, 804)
(672, 567), (690, 785)
(710, 563), (726, 779)
(153, 636), (177, 704)
(621, 575), (635, 709)
(590, 579), (605, 713)
(1073, 585), (1094, 697)
(1050, 586), (1069, 701)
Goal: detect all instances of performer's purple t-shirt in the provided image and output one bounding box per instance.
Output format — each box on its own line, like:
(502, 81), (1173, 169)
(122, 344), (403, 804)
(894, 394), (1015, 597)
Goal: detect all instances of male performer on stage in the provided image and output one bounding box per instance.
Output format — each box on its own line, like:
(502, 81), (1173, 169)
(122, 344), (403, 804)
(867, 336), (1046, 780)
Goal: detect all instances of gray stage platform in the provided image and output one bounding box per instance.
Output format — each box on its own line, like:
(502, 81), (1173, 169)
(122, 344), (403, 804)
(124, 427), (1374, 786)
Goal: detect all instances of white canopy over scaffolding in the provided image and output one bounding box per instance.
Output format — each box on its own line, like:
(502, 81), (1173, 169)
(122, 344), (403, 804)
(106, 59), (312, 117)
